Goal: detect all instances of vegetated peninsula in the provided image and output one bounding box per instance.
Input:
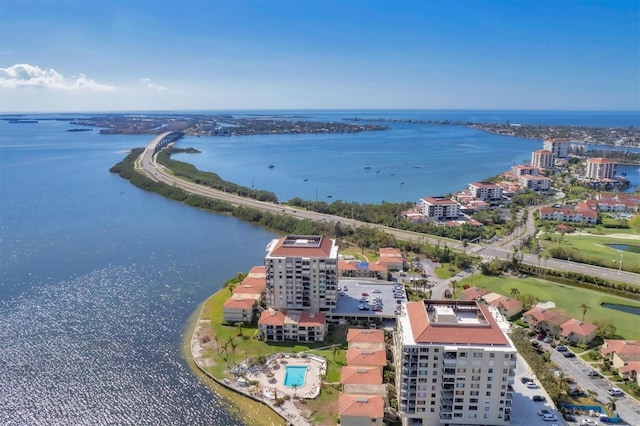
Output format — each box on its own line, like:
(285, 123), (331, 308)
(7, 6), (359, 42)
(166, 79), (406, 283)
(71, 114), (388, 136)
(344, 117), (640, 147)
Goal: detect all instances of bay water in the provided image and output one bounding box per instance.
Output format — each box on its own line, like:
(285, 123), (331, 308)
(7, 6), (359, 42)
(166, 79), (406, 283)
(0, 110), (637, 425)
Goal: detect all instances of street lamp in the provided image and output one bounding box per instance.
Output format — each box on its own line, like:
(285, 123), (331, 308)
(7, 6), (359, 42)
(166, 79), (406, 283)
(619, 253), (623, 271)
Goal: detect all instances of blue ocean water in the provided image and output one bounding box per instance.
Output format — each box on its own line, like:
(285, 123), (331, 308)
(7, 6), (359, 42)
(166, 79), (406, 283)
(0, 110), (637, 425)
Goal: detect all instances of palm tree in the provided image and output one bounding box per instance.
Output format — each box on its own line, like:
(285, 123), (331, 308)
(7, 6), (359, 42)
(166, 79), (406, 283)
(236, 321), (245, 337)
(227, 336), (238, 366)
(580, 303), (590, 322)
(292, 383), (298, 398)
(606, 396), (617, 414)
(331, 344), (341, 362)
(510, 288), (520, 298)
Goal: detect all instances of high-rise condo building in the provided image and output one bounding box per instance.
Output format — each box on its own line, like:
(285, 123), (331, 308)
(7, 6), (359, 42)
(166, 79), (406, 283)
(530, 149), (553, 170)
(543, 139), (569, 159)
(264, 235), (338, 312)
(585, 158), (616, 180)
(396, 300), (517, 426)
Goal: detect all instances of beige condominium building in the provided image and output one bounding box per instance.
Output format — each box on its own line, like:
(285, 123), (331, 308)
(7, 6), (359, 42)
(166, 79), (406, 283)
(264, 235), (339, 312)
(585, 158), (617, 180)
(396, 300), (517, 426)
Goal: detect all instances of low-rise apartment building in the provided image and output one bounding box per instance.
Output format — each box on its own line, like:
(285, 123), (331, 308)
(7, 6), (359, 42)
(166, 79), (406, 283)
(468, 182), (503, 205)
(396, 300), (517, 426)
(518, 174), (550, 191)
(257, 309), (327, 342)
(419, 197), (460, 221)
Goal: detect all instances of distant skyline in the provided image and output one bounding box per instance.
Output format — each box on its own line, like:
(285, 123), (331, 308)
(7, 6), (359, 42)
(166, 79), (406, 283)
(0, 0), (638, 113)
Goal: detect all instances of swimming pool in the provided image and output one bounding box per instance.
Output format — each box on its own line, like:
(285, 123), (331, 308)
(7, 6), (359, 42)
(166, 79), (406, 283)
(283, 365), (307, 388)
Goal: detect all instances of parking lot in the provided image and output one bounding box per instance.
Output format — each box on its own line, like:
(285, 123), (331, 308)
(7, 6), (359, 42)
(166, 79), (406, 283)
(333, 279), (405, 318)
(510, 353), (567, 425)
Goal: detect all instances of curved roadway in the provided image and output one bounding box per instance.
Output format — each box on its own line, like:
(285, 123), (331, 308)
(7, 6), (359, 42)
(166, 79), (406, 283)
(135, 134), (640, 286)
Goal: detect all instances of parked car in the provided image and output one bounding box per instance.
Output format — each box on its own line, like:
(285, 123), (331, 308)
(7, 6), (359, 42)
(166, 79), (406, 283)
(581, 419), (598, 425)
(556, 345), (568, 352)
(521, 377), (532, 384)
(538, 409), (552, 416)
(585, 370), (599, 377)
(542, 413), (558, 421)
(563, 413), (576, 422)
(608, 388), (623, 396)
(527, 382), (538, 389)
(543, 337), (552, 343)
(568, 388), (586, 397)
(372, 289), (381, 293)
(361, 292), (369, 296)
(532, 395), (546, 402)
(564, 352), (576, 358)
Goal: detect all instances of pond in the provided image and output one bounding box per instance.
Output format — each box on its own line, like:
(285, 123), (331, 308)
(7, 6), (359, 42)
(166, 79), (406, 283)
(605, 243), (640, 253)
(601, 303), (640, 316)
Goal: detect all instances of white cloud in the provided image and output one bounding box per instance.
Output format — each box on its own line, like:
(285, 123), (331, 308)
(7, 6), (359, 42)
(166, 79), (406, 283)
(140, 77), (166, 91)
(0, 64), (114, 91)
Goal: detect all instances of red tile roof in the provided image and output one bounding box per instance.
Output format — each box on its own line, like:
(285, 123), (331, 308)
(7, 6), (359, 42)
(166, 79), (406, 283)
(345, 349), (387, 367)
(422, 196), (458, 205)
(340, 366), (383, 385)
(258, 309), (286, 326)
(223, 298), (257, 310)
(560, 318), (597, 338)
(405, 301), (509, 345)
(347, 329), (385, 344)
(523, 306), (568, 325)
(298, 311), (326, 327)
(602, 340), (640, 356)
(459, 287), (489, 301)
(268, 235), (335, 258)
(339, 394), (385, 418)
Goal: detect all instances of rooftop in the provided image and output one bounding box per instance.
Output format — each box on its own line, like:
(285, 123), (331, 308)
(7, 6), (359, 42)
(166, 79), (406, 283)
(267, 235), (337, 258)
(401, 300), (512, 347)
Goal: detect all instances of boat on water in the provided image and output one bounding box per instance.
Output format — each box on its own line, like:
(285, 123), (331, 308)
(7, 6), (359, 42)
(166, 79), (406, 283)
(303, 178), (309, 181)
(268, 164), (275, 169)
(413, 165), (421, 168)
(364, 166), (371, 170)
(327, 194), (333, 198)
(400, 180), (404, 185)
(390, 173), (396, 176)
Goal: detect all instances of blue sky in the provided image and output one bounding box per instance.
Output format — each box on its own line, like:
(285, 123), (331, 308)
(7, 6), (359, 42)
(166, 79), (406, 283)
(0, 0), (638, 112)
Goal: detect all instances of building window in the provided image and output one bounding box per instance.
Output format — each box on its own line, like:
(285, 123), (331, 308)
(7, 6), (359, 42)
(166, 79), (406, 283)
(486, 391), (491, 396)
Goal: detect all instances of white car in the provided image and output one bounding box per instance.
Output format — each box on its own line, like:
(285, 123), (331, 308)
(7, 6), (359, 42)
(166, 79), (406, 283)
(608, 387), (623, 396)
(581, 419), (598, 425)
(526, 382), (538, 389)
(542, 413), (558, 421)
(372, 289), (381, 293)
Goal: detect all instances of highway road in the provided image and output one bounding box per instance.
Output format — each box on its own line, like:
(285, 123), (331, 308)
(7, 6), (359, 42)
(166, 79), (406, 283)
(135, 134), (640, 286)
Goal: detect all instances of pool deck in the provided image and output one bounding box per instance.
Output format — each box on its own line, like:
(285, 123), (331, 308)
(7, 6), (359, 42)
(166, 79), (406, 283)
(248, 353), (325, 399)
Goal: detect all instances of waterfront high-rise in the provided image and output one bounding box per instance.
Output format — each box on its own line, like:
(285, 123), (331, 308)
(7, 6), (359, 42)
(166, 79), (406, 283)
(264, 235), (339, 312)
(396, 300), (517, 426)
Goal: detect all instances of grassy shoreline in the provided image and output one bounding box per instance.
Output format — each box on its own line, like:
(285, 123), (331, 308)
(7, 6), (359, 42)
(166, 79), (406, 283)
(181, 298), (287, 426)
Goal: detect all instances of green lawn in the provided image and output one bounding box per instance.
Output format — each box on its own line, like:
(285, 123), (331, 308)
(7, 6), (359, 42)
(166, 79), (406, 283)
(540, 231), (640, 274)
(199, 289), (347, 381)
(434, 263), (460, 279)
(459, 274), (640, 340)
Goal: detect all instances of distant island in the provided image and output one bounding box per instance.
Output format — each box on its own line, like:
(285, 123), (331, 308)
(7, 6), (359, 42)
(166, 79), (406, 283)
(344, 117), (639, 147)
(70, 114), (388, 136)
(67, 128), (93, 132)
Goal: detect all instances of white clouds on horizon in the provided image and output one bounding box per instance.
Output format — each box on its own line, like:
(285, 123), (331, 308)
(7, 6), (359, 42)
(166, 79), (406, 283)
(139, 78), (166, 92)
(0, 64), (115, 91)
